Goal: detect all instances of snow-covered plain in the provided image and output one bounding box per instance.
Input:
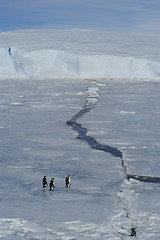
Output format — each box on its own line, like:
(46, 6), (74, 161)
(0, 29), (160, 239)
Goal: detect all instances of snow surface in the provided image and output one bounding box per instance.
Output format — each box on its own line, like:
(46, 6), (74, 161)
(0, 29), (160, 239)
(0, 29), (160, 80)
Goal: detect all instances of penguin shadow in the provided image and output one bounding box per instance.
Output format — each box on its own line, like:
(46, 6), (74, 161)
(49, 190), (54, 195)
(41, 186), (48, 198)
(65, 184), (71, 192)
(49, 186), (55, 194)
(42, 187), (47, 191)
(41, 186), (55, 197)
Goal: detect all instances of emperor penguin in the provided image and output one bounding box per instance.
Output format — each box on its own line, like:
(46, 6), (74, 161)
(65, 175), (71, 188)
(42, 176), (47, 188)
(49, 178), (55, 191)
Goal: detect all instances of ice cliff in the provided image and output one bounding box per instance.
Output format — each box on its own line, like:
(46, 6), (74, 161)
(0, 29), (160, 80)
(0, 47), (160, 80)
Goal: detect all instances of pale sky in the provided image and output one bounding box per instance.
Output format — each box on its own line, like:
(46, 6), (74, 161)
(0, 0), (160, 35)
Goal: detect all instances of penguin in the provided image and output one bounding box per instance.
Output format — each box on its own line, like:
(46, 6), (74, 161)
(42, 176), (47, 188)
(49, 178), (55, 191)
(65, 175), (70, 188)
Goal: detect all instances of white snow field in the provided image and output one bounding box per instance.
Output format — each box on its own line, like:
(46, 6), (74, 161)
(0, 29), (160, 239)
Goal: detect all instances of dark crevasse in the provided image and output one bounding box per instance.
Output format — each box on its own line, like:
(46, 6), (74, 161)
(67, 80), (160, 185)
(66, 80), (160, 237)
(67, 84), (123, 159)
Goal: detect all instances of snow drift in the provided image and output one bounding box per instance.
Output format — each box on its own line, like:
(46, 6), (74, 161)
(0, 47), (160, 80)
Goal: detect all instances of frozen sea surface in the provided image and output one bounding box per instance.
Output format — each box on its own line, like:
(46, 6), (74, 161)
(0, 79), (160, 239)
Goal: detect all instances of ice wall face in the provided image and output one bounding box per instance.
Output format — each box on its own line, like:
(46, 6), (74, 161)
(12, 49), (79, 79)
(79, 55), (160, 79)
(0, 29), (160, 80)
(0, 48), (18, 79)
(1, 48), (160, 80)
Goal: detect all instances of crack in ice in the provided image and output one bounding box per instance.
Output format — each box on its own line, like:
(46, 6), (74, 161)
(66, 79), (160, 238)
(67, 80), (160, 185)
(67, 81), (123, 159)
